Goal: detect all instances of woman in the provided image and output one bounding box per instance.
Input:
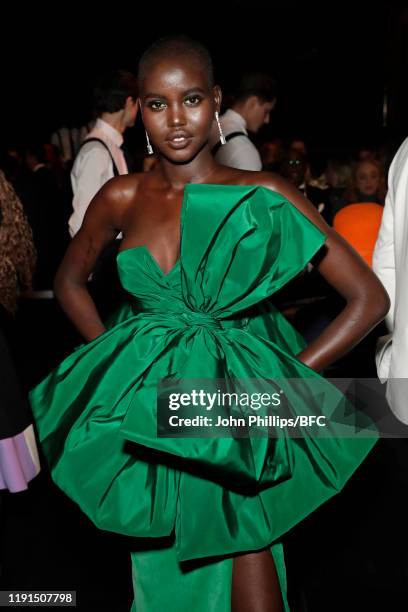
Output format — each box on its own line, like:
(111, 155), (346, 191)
(344, 159), (386, 206)
(0, 169), (40, 493)
(30, 37), (389, 611)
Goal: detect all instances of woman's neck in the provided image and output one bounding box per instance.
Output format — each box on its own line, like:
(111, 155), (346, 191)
(159, 150), (220, 191)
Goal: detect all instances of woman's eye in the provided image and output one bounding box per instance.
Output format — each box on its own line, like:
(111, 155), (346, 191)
(184, 95), (202, 106)
(149, 101), (166, 111)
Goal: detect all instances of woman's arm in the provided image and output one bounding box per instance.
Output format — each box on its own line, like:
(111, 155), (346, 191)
(260, 173), (390, 372)
(54, 179), (126, 342)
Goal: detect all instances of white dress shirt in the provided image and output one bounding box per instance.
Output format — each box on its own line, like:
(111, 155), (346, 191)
(51, 122), (94, 163)
(373, 136), (408, 423)
(209, 109), (262, 171)
(69, 119), (128, 237)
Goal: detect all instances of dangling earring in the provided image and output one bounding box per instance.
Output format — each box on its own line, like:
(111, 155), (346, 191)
(215, 111), (226, 145)
(139, 99), (154, 155)
(145, 130), (154, 155)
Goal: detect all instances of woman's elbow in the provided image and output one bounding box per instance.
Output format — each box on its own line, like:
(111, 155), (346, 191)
(361, 276), (391, 326)
(375, 281), (391, 321)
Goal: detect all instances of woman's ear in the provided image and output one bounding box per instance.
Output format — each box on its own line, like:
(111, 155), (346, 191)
(213, 85), (222, 113)
(125, 95), (135, 110)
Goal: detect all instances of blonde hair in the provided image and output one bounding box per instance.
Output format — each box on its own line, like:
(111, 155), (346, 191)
(345, 159), (386, 204)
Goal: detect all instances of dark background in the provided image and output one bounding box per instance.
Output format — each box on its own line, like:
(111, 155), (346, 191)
(2, 4), (408, 611)
(1, 1), (408, 153)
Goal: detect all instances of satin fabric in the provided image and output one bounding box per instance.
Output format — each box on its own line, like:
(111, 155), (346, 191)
(30, 185), (377, 611)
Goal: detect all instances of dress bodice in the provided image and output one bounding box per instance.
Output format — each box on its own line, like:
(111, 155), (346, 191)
(116, 183), (326, 332)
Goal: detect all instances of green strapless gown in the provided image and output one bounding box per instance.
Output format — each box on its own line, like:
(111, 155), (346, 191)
(30, 185), (377, 611)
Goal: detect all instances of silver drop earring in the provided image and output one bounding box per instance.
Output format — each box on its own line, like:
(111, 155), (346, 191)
(139, 100), (154, 155)
(145, 130), (154, 155)
(215, 111), (226, 145)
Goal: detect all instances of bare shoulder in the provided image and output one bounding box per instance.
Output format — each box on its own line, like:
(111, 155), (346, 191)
(238, 170), (301, 198)
(252, 171), (292, 192)
(98, 172), (142, 204)
(221, 168), (305, 201)
(237, 170), (331, 233)
(85, 172), (144, 219)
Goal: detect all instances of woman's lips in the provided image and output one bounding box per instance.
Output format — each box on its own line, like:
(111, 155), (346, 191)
(166, 132), (192, 149)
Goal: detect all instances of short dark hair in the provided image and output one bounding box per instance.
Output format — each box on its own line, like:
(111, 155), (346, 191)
(234, 72), (277, 103)
(138, 35), (214, 89)
(93, 69), (138, 115)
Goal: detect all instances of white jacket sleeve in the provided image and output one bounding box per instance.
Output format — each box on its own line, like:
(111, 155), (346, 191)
(372, 186), (395, 332)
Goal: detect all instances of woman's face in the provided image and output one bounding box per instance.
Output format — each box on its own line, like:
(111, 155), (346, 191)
(355, 161), (381, 196)
(139, 56), (220, 163)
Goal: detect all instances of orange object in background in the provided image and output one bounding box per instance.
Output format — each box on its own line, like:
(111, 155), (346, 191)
(333, 202), (384, 266)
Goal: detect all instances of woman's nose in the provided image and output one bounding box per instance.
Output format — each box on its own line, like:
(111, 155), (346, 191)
(168, 103), (186, 126)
